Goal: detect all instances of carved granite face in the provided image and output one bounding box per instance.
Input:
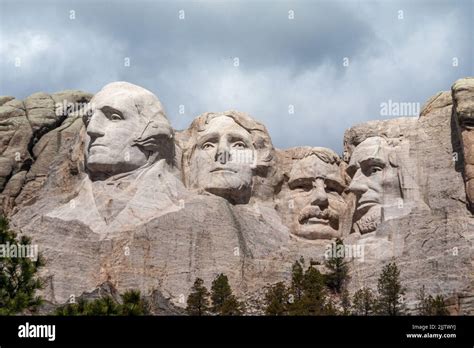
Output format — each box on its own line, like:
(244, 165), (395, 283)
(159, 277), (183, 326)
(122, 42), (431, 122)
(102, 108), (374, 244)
(452, 78), (474, 210)
(83, 82), (171, 180)
(275, 147), (347, 240)
(347, 137), (402, 234)
(189, 116), (255, 203)
(286, 155), (347, 239)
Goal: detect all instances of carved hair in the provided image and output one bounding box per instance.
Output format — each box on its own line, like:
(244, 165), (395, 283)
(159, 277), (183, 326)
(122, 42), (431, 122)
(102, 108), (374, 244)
(286, 146), (349, 187)
(289, 146), (342, 165)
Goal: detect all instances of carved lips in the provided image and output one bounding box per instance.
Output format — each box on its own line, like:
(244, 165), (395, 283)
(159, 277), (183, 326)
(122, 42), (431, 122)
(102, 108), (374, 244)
(297, 205), (338, 227)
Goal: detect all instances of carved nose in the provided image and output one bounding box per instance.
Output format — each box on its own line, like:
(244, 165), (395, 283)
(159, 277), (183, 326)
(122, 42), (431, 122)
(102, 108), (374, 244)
(311, 180), (328, 207)
(215, 141), (230, 164)
(86, 114), (105, 138)
(348, 170), (369, 195)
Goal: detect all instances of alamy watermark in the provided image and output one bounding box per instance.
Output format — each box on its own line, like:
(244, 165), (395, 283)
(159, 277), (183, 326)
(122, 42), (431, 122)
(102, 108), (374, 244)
(0, 242), (38, 261)
(324, 241), (364, 262)
(380, 99), (420, 117)
(55, 99), (91, 117)
(216, 149), (257, 167)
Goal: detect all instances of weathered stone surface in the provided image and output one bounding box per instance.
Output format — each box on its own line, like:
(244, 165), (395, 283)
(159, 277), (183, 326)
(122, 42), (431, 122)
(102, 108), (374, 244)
(342, 80), (473, 312)
(0, 96), (15, 106)
(0, 90), (92, 217)
(1, 79), (473, 315)
(452, 77), (474, 211)
(0, 98), (32, 197)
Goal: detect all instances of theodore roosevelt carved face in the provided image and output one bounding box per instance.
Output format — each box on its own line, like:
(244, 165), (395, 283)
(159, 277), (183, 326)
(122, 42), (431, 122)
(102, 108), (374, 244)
(279, 147), (348, 240)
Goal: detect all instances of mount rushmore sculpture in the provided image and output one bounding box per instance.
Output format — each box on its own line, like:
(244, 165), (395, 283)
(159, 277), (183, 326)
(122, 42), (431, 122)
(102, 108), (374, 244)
(0, 78), (473, 314)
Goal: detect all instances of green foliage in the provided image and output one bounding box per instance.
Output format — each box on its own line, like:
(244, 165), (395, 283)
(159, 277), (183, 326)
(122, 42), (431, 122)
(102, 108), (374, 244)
(120, 289), (149, 315)
(416, 287), (449, 316)
(290, 257), (304, 303)
(55, 289), (149, 316)
(55, 298), (88, 316)
(210, 273), (243, 315)
(340, 288), (351, 315)
(324, 238), (349, 294)
(263, 281), (289, 316)
(376, 262), (405, 315)
(85, 296), (121, 315)
(285, 258), (332, 315)
(219, 294), (244, 315)
(0, 215), (44, 315)
(352, 287), (375, 315)
(299, 265), (327, 315)
(186, 278), (210, 316)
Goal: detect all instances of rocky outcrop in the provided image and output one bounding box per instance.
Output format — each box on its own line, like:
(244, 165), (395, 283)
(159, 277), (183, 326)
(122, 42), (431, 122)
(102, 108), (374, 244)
(0, 90), (92, 216)
(1, 78), (473, 314)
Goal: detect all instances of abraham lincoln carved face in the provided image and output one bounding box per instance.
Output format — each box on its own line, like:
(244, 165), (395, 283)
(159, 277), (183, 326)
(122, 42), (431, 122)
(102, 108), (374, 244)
(347, 137), (402, 234)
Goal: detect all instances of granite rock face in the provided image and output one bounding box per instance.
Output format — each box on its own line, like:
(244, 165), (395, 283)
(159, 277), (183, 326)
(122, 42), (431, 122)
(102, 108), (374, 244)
(1, 78), (473, 314)
(452, 78), (474, 212)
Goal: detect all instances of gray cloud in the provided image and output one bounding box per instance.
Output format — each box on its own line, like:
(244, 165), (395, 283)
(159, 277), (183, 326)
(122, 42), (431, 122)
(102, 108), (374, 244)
(0, 0), (472, 154)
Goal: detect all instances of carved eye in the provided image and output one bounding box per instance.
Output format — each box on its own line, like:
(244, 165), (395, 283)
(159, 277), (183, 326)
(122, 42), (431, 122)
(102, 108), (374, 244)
(202, 142), (215, 150)
(292, 184), (311, 192)
(369, 166), (383, 175)
(232, 141), (247, 149)
(110, 113), (122, 121)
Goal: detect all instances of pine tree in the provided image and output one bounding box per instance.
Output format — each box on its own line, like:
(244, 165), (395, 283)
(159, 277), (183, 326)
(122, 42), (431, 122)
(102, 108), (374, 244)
(263, 282), (289, 316)
(416, 286), (448, 316)
(352, 287), (375, 315)
(86, 296), (120, 315)
(219, 294), (244, 315)
(340, 287), (351, 315)
(54, 298), (88, 316)
(300, 264), (327, 315)
(120, 289), (149, 315)
(210, 273), (243, 315)
(376, 263), (405, 315)
(430, 295), (449, 315)
(55, 290), (149, 315)
(289, 257), (304, 303)
(186, 278), (210, 316)
(324, 238), (349, 294)
(0, 215), (44, 315)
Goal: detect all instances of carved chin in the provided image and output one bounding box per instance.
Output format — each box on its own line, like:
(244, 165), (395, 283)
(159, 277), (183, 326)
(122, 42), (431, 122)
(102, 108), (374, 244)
(200, 172), (251, 196)
(205, 185), (251, 204)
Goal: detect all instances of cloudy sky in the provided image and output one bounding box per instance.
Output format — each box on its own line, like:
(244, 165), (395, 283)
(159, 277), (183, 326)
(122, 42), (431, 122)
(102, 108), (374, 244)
(0, 0), (472, 153)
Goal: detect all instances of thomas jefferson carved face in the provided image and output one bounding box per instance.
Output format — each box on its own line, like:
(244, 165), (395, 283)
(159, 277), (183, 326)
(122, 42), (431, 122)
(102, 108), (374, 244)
(347, 137), (401, 234)
(189, 116), (255, 204)
(83, 82), (172, 180)
(277, 148), (347, 240)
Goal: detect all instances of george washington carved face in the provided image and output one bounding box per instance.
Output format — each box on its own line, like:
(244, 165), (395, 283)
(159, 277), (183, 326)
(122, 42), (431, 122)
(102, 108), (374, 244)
(83, 82), (173, 180)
